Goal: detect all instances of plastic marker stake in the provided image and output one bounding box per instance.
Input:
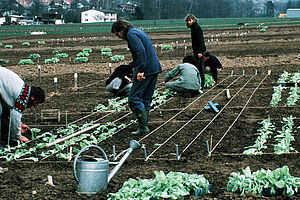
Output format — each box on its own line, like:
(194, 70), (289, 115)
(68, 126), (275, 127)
(37, 65), (41, 82)
(74, 73), (78, 88)
(208, 101), (219, 113)
(206, 141), (210, 157)
(113, 145), (116, 161)
(54, 77), (58, 92)
(176, 144), (179, 160)
(109, 63), (112, 74)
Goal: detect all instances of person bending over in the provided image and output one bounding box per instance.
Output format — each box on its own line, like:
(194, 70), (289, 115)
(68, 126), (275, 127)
(164, 56), (201, 98)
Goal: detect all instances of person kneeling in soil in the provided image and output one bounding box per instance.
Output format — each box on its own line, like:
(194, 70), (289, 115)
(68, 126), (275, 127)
(106, 62), (134, 98)
(0, 67), (45, 148)
(203, 52), (223, 86)
(163, 56), (201, 98)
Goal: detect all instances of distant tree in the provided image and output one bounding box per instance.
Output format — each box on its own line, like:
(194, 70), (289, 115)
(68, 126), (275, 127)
(134, 6), (144, 20)
(27, 0), (46, 17)
(266, 1), (274, 17)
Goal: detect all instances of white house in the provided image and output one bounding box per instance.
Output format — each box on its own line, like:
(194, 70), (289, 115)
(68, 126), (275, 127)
(286, 9), (300, 18)
(81, 9), (117, 23)
(0, 17), (5, 25)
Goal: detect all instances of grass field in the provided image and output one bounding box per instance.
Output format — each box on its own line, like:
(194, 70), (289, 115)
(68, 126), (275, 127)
(1, 17), (300, 38)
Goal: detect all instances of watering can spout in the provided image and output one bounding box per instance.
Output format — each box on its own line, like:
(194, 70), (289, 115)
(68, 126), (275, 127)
(108, 140), (141, 183)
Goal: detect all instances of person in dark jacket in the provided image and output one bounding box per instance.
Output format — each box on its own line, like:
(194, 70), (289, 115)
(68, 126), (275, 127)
(203, 52), (223, 85)
(164, 56), (201, 98)
(185, 14), (206, 88)
(111, 20), (162, 135)
(106, 62), (134, 97)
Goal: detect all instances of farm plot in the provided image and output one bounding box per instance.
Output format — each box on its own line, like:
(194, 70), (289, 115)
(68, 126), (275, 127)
(0, 24), (300, 200)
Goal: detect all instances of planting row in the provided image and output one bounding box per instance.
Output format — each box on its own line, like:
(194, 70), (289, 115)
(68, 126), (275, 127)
(106, 165), (300, 199)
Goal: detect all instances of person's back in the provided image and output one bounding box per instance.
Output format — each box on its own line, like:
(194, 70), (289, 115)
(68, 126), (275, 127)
(0, 67), (24, 108)
(165, 63), (200, 91)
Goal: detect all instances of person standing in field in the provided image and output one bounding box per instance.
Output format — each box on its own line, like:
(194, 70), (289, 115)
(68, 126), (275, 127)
(0, 67), (45, 148)
(203, 51), (223, 86)
(111, 20), (162, 135)
(185, 14), (206, 88)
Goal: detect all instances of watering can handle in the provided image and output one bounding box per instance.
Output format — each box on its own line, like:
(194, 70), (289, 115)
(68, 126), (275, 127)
(73, 145), (108, 183)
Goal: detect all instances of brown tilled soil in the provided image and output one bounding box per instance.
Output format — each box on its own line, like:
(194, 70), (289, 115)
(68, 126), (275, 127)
(0, 25), (300, 200)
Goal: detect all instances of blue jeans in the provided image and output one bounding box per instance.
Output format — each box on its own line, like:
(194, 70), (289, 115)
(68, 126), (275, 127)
(129, 74), (158, 112)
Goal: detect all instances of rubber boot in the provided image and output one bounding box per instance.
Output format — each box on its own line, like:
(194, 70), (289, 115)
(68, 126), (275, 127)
(131, 110), (149, 135)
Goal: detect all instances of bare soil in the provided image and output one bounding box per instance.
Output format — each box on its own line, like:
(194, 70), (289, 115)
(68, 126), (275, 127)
(0, 25), (300, 200)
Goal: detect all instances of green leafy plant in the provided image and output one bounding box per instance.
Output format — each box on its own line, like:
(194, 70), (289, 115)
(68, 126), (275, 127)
(110, 55), (124, 61)
(18, 59), (34, 65)
(74, 57), (88, 63)
(22, 42), (30, 46)
(82, 48), (93, 53)
(29, 54), (41, 59)
(38, 41), (45, 45)
(286, 84), (299, 106)
(227, 166), (300, 196)
(162, 45), (173, 51)
(76, 52), (89, 57)
(278, 71), (290, 84)
(0, 59), (9, 64)
(107, 171), (210, 199)
(274, 115), (295, 154)
(101, 51), (113, 56)
(45, 57), (59, 64)
(270, 85), (285, 107)
(52, 50), (62, 54)
(101, 48), (112, 52)
(5, 45), (13, 48)
(204, 74), (214, 88)
(55, 53), (68, 58)
(243, 116), (275, 155)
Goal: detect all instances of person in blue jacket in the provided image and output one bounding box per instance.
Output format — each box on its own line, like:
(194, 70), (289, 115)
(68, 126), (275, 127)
(111, 20), (162, 135)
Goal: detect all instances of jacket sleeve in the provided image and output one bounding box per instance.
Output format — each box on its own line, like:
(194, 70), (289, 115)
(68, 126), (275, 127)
(10, 109), (22, 139)
(164, 65), (181, 82)
(127, 33), (147, 76)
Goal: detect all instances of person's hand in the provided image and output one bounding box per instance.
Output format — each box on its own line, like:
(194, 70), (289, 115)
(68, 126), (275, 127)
(137, 73), (145, 81)
(124, 76), (132, 83)
(198, 53), (203, 58)
(162, 82), (165, 86)
(217, 68), (222, 72)
(213, 81), (217, 86)
(21, 124), (29, 134)
(19, 135), (29, 143)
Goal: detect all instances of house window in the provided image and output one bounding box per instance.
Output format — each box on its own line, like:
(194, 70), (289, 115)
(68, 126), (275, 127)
(85, 13), (88, 16)
(85, 19), (88, 21)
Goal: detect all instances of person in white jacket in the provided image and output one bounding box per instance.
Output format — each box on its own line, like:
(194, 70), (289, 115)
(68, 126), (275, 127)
(0, 67), (45, 146)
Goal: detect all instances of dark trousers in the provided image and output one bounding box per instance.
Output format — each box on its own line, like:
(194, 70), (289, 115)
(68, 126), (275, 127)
(128, 74), (158, 112)
(0, 107), (17, 146)
(194, 55), (205, 88)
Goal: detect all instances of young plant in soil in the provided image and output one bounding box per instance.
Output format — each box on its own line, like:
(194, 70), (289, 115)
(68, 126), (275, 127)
(227, 165), (300, 197)
(107, 171), (210, 200)
(243, 116), (275, 155)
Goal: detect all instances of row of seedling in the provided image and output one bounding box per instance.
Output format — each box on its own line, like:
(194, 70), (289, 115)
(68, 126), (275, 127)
(101, 48), (125, 62)
(108, 165), (300, 199)
(243, 115), (297, 155)
(0, 89), (175, 162)
(270, 71), (300, 106)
